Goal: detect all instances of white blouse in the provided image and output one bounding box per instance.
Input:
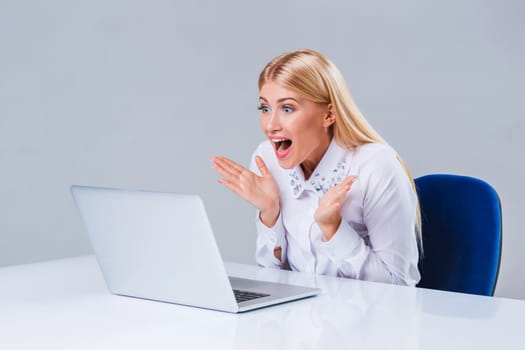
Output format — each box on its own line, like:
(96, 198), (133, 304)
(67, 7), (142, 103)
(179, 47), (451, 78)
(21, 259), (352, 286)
(250, 138), (421, 286)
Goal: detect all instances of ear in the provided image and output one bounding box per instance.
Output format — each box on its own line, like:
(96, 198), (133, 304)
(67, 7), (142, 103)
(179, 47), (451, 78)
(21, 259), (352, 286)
(322, 104), (336, 128)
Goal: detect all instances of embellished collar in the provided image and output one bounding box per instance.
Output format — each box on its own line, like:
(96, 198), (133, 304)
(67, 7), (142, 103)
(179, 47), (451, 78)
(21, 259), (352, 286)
(288, 138), (350, 198)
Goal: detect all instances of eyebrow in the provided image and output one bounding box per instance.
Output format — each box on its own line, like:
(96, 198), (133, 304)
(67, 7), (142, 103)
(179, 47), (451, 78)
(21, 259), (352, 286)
(258, 96), (299, 103)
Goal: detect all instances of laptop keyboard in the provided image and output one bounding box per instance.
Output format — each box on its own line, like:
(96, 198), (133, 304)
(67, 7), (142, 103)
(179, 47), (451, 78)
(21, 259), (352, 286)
(233, 289), (270, 303)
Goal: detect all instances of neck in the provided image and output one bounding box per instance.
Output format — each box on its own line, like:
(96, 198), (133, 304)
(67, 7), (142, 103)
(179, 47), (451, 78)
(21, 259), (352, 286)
(301, 136), (332, 180)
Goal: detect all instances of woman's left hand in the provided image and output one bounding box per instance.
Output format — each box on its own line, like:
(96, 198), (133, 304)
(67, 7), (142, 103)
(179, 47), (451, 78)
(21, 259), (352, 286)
(314, 176), (357, 241)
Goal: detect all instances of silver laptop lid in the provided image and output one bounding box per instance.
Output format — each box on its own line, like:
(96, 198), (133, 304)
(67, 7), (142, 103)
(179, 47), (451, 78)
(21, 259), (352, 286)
(71, 186), (238, 313)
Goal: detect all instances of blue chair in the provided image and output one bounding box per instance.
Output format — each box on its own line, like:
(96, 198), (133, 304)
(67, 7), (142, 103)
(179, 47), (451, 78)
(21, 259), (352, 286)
(414, 174), (502, 296)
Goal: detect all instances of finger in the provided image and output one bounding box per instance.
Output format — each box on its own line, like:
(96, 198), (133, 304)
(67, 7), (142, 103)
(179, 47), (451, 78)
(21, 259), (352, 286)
(331, 201), (342, 210)
(335, 183), (352, 199)
(337, 175), (357, 187)
(212, 157), (247, 179)
(255, 156), (268, 177)
(212, 160), (237, 179)
(326, 181), (351, 197)
(344, 175), (358, 185)
(324, 180), (353, 203)
(215, 156), (248, 175)
(315, 201), (342, 223)
(212, 157), (240, 177)
(335, 175), (358, 193)
(323, 200), (341, 209)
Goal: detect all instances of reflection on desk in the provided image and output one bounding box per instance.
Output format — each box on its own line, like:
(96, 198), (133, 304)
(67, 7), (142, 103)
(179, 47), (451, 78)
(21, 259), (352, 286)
(0, 255), (523, 349)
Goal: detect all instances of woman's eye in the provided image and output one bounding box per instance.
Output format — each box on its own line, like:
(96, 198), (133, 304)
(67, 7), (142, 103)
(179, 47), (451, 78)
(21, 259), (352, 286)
(282, 105), (294, 113)
(257, 105), (271, 113)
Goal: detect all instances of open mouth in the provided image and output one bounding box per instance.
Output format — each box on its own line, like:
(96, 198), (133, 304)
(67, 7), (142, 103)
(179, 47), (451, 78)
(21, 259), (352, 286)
(272, 138), (293, 158)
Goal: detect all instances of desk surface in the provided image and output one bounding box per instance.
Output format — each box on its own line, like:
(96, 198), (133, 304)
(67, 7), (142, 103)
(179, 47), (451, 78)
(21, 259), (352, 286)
(1, 255), (524, 349)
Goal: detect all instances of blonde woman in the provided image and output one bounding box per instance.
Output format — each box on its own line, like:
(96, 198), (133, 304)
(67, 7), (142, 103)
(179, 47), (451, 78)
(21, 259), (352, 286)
(212, 49), (421, 286)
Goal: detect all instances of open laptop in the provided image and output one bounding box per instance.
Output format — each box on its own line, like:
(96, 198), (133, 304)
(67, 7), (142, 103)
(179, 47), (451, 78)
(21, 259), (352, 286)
(71, 185), (320, 313)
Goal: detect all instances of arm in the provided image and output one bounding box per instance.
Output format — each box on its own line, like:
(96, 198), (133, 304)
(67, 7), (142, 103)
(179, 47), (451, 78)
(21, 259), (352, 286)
(249, 154), (289, 269)
(316, 148), (420, 285)
(212, 148), (286, 267)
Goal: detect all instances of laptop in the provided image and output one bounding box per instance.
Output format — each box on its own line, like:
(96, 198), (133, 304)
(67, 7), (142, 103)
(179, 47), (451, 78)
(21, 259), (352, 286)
(71, 185), (320, 313)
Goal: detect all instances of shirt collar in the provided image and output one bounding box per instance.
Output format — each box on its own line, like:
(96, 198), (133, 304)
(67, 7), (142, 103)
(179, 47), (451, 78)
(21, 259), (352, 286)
(288, 138), (350, 198)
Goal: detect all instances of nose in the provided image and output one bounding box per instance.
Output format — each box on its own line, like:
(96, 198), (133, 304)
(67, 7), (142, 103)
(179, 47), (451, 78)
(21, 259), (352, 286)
(263, 111), (282, 133)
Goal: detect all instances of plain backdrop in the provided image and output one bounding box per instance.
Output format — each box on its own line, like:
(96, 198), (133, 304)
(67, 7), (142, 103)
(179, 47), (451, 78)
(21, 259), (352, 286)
(1, 0), (523, 299)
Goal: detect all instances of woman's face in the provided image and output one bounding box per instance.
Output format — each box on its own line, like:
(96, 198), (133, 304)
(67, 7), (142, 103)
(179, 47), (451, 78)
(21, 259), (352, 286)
(258, 81), (334, 176)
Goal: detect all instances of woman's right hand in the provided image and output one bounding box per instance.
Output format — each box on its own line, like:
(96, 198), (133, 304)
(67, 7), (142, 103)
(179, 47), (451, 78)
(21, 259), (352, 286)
(212, 155), (280, 227)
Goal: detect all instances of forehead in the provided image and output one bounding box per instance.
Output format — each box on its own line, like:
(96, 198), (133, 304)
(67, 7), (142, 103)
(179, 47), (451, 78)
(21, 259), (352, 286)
(259, 82), (301, 102)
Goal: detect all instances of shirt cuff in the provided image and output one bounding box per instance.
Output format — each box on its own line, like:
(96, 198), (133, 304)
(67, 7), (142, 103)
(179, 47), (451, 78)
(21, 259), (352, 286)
(319, 219), (362, 260)
(255, 210), (286, 248)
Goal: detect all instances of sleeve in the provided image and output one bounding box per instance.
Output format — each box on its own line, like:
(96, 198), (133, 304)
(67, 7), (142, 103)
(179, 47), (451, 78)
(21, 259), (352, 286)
(249, 145), (289, 269)
(317, 147), (421, 286)
(255, 210), (288, 269)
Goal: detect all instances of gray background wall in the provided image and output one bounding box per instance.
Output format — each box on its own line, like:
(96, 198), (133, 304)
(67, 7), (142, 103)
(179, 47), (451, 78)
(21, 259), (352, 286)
(1, 0), (523, 299)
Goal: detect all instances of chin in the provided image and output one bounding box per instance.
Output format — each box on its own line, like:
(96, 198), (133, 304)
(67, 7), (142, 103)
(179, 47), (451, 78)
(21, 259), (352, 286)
(277, 158), (299, 170)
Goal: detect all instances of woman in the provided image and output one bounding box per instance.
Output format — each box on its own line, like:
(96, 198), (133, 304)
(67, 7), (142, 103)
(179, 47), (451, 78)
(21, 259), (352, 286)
(212, 49), (421, 286)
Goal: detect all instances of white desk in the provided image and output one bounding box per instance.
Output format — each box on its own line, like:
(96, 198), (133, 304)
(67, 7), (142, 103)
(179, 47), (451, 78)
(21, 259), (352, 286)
(1, 255), (523, 349)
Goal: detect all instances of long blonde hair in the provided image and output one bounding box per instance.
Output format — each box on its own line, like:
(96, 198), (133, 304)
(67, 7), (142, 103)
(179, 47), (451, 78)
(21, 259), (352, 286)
(259, 49), (422, 253)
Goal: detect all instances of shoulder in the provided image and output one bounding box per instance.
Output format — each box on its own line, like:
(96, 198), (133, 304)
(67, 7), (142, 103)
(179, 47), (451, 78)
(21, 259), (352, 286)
(351, 143), (400, 172)
(351, 143), (412, 196)
(353, 142), (397, 160)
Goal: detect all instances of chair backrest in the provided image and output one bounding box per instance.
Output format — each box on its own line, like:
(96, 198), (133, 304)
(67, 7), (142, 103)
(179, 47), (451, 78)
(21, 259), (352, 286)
(414, 174), (502, 296)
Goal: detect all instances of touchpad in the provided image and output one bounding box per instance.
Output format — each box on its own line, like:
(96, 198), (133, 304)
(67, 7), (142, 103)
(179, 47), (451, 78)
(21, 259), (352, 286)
(229, 277), (266, 290)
